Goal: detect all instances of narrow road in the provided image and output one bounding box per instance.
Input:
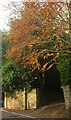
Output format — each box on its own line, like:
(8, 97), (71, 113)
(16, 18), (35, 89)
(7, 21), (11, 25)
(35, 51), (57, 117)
(0, 104), (70, 120)
(0, 108), (38, 120)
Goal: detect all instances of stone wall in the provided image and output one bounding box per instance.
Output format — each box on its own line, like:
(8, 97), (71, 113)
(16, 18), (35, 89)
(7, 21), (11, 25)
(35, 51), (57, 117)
(4, 89), (37, 110)
(62, 85), (71, 110)
(6, 91), (24, 109)
(69, 85), (71, 110)
(27, 89), (37, 109)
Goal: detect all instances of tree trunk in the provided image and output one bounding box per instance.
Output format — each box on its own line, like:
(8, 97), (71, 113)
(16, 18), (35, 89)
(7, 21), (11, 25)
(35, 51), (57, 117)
(39, 73), (45, 107)
(36, 88), (40, 108)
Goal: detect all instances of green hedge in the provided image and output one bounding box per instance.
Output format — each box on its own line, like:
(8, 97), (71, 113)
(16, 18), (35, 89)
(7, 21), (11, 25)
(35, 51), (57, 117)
(57, 53), (71, 86)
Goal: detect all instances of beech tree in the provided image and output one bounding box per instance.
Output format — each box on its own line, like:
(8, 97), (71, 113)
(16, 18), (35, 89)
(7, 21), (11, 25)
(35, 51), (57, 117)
(6, 2), (70, 88)
(8, 3), (69, 65)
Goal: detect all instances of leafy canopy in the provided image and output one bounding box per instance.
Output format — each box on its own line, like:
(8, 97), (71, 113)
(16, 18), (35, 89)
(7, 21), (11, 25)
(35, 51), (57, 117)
(7, 2), (69, 73)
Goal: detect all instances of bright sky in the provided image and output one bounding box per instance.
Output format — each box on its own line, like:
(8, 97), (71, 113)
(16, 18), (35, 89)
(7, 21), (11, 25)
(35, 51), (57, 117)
(0, 0), (69, 31)
(0, 0), (22, 31)
(0, 0), (11, 31)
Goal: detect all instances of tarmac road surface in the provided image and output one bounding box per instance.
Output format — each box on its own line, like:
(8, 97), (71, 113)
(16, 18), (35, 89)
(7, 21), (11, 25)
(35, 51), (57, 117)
(0, 103), (70, 120)
(0, 108), (38, 120)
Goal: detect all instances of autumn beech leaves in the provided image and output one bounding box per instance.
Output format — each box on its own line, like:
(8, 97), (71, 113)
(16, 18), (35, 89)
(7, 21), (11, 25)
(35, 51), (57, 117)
(7, 2), (69, 72)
